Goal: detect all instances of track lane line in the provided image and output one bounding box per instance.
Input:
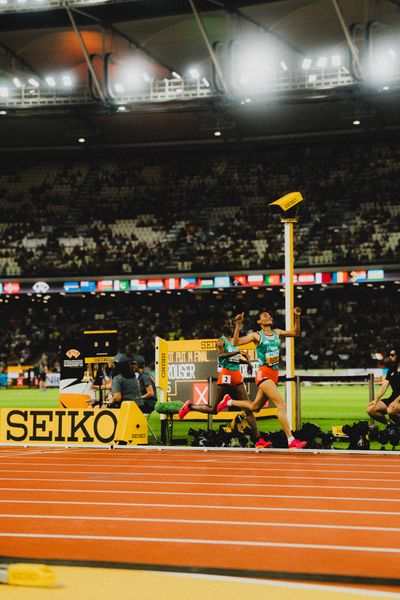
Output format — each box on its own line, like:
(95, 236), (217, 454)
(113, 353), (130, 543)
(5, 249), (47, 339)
(1, 499), (399, 516)
(2, 532), (400, 555)
(2, 513), (400, 533)
(1, 476), (400, 493)
(1, 486), (399, 502)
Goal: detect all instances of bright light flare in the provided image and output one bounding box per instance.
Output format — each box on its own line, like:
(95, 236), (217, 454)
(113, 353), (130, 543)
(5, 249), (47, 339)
(189, 67), (200, 80)
(62, 75), (72, 87)
(233, 41), (276, 91)
(116, 60), (149, 92)
(302, 58), (312, 69)
(367, 49), (397, 83)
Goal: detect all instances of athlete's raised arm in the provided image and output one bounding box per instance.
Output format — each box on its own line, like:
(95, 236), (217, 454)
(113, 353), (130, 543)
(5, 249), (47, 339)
(274, 306), (302, 338)
(232, 313), (260, 346)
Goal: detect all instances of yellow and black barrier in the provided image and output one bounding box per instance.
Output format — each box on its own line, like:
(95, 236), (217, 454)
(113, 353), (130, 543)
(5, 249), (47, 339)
(0, 401), (147, 446)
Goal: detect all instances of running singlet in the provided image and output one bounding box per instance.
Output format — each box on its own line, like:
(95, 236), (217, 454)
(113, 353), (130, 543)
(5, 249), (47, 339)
(218, 336), (241, 371)
(256, 330), (281, 370)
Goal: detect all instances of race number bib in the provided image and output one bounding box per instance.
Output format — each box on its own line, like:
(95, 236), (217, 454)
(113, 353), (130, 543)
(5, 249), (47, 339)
(221, 374), (232, 384)
(265, 351), (279, 366)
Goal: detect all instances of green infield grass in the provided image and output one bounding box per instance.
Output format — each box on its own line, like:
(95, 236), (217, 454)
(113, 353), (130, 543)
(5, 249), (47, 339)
(0, 385), (394, 450)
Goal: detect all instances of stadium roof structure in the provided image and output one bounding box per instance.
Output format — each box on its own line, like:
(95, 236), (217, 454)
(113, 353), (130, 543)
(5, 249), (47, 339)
(0, 0), (400, 150)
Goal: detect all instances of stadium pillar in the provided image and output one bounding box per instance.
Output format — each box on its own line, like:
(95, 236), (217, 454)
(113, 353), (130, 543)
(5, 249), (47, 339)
(269, 192), (303, 431)
(284, 219), (296, 430)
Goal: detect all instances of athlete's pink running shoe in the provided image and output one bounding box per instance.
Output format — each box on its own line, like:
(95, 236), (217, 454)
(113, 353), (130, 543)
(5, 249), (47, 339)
(217, 394), (231, 413)
(255, 438), (273, 449)
(288, 438), (307, 449)
(178, 400), (192, 420)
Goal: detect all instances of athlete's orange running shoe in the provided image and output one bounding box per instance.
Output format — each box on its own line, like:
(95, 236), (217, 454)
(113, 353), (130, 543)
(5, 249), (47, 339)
(288, 438), (307, 449)
(217, 394), (231, 413)
(178, 400), (192, 420)
(255, 438), (273, 449)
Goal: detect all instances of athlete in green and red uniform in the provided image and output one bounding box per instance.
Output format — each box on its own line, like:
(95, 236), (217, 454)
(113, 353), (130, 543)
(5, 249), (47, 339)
(217, 308), (307, 449)
(178, 319), (271, 448)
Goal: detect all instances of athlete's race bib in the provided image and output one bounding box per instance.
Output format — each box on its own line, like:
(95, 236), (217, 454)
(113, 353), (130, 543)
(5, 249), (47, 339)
(265, 351), (279, 366)
(221, 374), (232, 384)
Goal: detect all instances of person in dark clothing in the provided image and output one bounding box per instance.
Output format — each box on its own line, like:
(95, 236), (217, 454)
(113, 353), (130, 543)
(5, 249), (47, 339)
(367, 347), (400, 425)
(132, 354), (157, 414)
(106, 353), (141, 409)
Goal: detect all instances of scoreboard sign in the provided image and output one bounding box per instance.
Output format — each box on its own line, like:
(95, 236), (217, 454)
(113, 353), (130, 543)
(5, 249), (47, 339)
(167, 339), (276, 420)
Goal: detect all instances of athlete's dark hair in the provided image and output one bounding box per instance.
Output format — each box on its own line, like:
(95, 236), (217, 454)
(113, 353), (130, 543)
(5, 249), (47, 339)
(220, 319), (233, 337)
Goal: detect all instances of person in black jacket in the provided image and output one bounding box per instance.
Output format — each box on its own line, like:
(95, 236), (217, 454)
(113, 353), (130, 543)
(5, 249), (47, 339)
(367, 347), (400, 425)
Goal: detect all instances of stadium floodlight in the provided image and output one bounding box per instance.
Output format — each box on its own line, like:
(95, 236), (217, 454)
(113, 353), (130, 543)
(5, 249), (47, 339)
(0, 87), (8, 97)
(202, 77), (210, 87)
(353, 119), (360, 125)
(302, 58), (312, 69)
(316, 56), (328, 68)
(189, 67), (200, 80)
(214, 130), (222, 137)
(117, 105), (126, 112)
(232, 40), (276, 92)
(367, 52), (395, 83)
(28, 78), (39, 88)
(45, 76), (56, 87)
(331, 54), (341, 67)
(0, 110), (6, 115)
(12, 77), (21, 88)
(172, 71), (182, 79)
(308, 74), (317, 83)
(280, 61), (288, 71)
(62, 75), (72, 87)
(114, 83), (125, 93)
(78, 137), (85, 143)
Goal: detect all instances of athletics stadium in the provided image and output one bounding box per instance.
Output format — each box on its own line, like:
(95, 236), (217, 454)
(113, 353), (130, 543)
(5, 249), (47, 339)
(0, 1), (400, 598)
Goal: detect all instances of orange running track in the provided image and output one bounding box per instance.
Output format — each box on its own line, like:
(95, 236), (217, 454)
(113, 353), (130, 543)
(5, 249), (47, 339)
(1, 446), (400, 589)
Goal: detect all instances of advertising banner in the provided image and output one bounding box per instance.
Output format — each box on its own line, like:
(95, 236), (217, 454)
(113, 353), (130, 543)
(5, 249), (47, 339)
(167, 339), (277, 420)
(0, 402), (147, 446)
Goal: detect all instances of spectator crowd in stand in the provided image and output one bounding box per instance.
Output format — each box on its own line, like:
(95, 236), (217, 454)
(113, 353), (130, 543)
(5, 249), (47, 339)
(0, 135), (399, 276)
(0, 284), (396, 373)
(0, 134), (398, 372)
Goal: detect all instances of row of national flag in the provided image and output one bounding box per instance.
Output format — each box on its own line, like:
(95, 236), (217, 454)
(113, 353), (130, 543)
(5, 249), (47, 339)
(0, 269), (386, 295)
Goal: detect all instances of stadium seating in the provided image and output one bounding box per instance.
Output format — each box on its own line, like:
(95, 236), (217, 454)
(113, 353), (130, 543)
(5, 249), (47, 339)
(0, 136), (399, 276)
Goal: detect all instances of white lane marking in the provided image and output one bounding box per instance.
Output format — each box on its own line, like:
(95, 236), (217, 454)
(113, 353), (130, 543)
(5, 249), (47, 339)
(1, 532), (400, 554)
(1, 468), (400, 483)
(2, 451), (400, 467)
(1, 476), (399, 493)
(0, 487), (399, 502)
(2, 513), (400, 533)
(1, 499), (400, 516)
